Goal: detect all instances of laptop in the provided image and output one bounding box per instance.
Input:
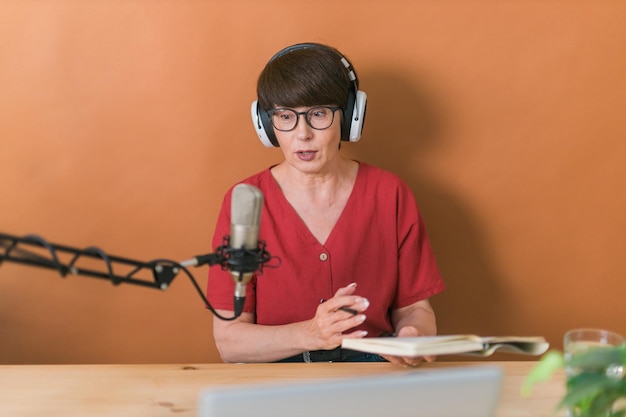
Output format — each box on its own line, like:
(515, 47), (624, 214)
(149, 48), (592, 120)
(198, 365), (503, 417)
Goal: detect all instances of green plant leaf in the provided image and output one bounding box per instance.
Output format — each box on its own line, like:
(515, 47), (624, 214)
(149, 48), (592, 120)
(522, 341), (626, 417)
(521, 350), (565, 397)
(587, 388), (622, 417)
(569, 346), (626, 372)
(562, 372), (617, 406)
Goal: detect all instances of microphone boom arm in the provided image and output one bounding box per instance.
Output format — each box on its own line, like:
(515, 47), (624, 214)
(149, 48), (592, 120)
(0, 232), (181, 290)
(0, 232), (277, 320)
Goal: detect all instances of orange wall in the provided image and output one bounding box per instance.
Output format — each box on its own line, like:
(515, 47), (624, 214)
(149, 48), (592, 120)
(1, 1), (624, 364)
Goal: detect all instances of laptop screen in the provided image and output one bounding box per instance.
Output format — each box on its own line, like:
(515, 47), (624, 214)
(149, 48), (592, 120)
(198, 365), (503, 417)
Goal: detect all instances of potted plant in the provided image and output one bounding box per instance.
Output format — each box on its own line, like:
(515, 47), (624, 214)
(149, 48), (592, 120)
(522, 345), (626, 417)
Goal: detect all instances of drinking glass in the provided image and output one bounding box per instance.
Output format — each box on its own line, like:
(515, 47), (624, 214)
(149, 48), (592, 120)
(564, 328), (625, 417)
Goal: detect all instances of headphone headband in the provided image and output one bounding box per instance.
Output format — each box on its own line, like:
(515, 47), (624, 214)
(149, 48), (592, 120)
(251, 43), (367, 147)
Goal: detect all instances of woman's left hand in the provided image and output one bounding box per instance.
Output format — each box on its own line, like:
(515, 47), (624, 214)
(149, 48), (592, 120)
(381, 326), (436, 367)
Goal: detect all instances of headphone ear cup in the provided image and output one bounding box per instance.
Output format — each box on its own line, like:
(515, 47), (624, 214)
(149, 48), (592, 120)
(251, 100), (278, 147)
(347, 90), (367, 142)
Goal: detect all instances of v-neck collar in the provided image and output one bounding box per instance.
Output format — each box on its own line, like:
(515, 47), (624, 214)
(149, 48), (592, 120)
(267, 162), (363, 248)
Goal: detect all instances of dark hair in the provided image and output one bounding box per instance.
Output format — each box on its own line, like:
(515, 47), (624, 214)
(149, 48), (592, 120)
(257, 45), (352, 112)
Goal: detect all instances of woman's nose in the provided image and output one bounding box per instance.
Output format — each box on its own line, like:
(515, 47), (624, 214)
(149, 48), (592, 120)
(293, 113), (313, 139)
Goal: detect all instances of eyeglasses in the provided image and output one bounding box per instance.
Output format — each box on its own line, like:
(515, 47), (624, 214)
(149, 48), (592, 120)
(269, 106), (342, 132)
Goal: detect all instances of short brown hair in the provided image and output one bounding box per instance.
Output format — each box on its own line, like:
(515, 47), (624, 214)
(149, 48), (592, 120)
(257, 44), (352, 112)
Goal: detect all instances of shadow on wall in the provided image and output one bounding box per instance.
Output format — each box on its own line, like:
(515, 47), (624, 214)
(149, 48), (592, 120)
(344, 69), (508, 338)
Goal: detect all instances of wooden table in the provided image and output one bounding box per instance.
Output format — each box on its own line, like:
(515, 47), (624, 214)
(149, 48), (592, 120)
(0, 361), (565, 417)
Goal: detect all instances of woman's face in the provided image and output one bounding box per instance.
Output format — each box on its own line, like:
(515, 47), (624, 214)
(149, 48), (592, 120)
(274, 106), (342, 175)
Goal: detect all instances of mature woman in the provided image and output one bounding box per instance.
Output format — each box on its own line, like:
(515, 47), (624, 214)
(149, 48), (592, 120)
(206, 43), (445, 366)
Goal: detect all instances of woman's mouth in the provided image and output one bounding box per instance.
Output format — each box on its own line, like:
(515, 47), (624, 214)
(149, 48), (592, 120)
(296, 151), (317, 161)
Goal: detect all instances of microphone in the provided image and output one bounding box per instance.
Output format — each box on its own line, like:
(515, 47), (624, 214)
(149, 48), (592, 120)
(228, 183), (263, 317)
(180, 183), (272, 318)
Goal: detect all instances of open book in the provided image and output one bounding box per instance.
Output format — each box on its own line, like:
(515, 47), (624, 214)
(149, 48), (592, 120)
(341, 335), (549, 357)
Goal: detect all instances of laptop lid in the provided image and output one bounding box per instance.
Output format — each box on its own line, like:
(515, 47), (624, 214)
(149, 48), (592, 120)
(198, 365), (503, 417)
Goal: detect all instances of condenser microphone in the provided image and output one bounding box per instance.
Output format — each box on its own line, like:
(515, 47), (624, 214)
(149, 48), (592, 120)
(229, 183), (263, 316)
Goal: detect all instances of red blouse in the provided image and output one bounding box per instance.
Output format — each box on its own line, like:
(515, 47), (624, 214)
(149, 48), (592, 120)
(206, 163), (445, 336)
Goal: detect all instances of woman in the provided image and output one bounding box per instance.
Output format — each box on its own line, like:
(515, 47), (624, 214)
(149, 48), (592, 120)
(206, 43), (445, 366)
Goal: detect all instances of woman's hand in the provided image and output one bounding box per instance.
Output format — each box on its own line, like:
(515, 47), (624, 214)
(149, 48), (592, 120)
(381, 326), (436, 367)
(305, 283), (369, 351)
(382, 299), (438, 367)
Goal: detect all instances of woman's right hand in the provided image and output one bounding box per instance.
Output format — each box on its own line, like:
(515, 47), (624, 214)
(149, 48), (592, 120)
(305, 283), (369, 350)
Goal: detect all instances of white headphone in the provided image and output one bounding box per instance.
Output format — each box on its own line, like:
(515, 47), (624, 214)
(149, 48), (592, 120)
(251, 43), (367, 148)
